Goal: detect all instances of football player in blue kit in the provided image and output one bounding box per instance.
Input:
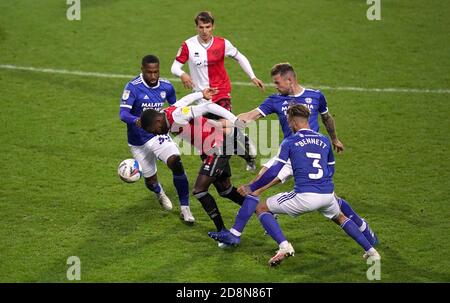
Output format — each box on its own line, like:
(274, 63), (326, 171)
(209, 104), (381, 266)
(235, 63), (377, 245)
(119, 54), (194, 224)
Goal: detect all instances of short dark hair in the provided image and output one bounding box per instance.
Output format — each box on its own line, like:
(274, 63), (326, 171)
(141, 54), (159, 66)
(271, 63), (297, 79)
(140, 109), (162, 130)
(287, 104), (310, 120)
(195, 11), (214, 25)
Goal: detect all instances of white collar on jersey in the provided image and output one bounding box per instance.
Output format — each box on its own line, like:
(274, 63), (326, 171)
(197, 35), (214, 49)
(140, 73), (160, 89)
(299, 128), (312, 131)
(289, 87), (305, 97)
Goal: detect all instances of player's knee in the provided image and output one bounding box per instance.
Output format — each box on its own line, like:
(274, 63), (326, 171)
(215, 179), (231, 195)
(218, 186), (232, 197)
(255, 201), (269, 215)
(166, 155), (184, 175)
(333, 212), (347, 225)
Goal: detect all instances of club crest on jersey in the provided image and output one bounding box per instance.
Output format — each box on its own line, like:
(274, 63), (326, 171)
(194, 52), (199, 57)
(122, 90), (130, 100)
(305, 98), (312, 104)
(160, 91), (166, 99)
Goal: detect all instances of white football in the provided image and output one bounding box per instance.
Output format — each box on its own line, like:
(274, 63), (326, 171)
(118, 159), (142, 183)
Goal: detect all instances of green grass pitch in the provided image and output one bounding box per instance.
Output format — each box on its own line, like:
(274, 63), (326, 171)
(0, 0), (449, 282)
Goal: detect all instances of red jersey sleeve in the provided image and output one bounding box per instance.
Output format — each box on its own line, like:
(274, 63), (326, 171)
(175, 42), (189, 64)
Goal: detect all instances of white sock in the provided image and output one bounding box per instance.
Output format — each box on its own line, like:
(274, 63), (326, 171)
(359, 221), (367, 232)
(230, 228), (241, 237)
(366, 247), (377, 255)
(279, 241), (289, 249)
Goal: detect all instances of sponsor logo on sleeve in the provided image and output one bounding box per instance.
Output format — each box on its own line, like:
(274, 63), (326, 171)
(181, 107), (191, 116)
(122, 90), (130, 100)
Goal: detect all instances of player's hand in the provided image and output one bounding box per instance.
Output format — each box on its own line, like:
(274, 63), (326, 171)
(251, 78), (265, 91)
(237, 113), (246, 121)
(180, 73), (194, 89)
(202, 87), (218, 100)
(332, 139), (345, 153)
(135, 118), (141, 128)
(237, 185), (252, 196)
(234, 119), (246, 129)
(237, 112), (251, 123)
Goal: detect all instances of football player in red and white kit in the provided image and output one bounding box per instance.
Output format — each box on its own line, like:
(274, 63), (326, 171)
(171, 11), (263, 171)
(140, 89), (251, 246)
(141, 88), (242, 154)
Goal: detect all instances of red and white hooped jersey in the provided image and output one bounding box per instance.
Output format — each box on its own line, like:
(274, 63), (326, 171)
(175, 35), (238, 102)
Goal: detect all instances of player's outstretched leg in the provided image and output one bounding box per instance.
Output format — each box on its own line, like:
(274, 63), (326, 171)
(207, 194), (259, 245)
(145, 176), (172, 211)
(338, 197), (378, 246)
(258, 211), (294, 267)
(207, 229), (240, 246)
(166, 155), (194, 224)
(194, 191), (224, 230)
(255, 200), (295, 266)
(333, 213), (381, 261)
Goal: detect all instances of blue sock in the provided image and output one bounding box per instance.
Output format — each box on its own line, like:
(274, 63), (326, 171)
(259, 212), (286, 245)
(173, 173), (189, 206)
(146, 181), (161, 194)
(341, 218), (372, 251)
(338, 198), (364, 228)
(231, 195), (259, 234)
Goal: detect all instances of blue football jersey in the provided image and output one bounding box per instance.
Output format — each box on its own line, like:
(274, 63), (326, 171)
(257, 88), (328, 138)
(277, 129), (335, 194)
(120, 75), (176, 145)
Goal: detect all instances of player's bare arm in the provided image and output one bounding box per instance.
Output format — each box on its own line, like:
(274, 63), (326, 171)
(238, 167), (282, 197)
(170, 59), (194, 89)
(231, 50), (265, 92)
(252, 177), (281, 196)
(321, 112), (344, 153)
(237, 108), (262, 123)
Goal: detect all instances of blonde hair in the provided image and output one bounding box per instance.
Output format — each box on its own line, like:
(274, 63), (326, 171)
(286, 104), (310, 120)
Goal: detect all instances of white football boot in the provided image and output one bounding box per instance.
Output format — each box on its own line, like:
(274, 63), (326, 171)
(363, 248), (381, 261)
(157, 190), (173, 211)
(180, 206), (195, 224)
(268, 242), (295, 267)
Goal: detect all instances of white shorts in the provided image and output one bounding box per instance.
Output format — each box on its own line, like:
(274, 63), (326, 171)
(266, 191), (340, 219)
(263, 157), (293, 183)
(129, 134), (180, 178)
